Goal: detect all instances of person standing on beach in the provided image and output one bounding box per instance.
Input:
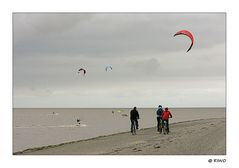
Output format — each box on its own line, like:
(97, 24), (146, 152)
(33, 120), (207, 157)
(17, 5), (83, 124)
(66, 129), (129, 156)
(130, 107), (140, 132)
(156, 105), (164, 133)
(161, 107), (172, 133)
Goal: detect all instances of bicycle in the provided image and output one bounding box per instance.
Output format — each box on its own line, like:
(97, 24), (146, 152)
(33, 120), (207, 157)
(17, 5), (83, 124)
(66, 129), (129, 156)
(162, 120), (169, 135)
(131, 119), (137, 135)
(158, 118), (163, 134)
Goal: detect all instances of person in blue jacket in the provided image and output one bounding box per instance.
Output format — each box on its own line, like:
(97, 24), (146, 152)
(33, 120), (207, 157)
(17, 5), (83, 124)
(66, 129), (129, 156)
(156, 105), (164, 133)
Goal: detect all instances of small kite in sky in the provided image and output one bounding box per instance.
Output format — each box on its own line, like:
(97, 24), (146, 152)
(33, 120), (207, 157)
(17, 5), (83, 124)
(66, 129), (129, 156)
(105, 66), (113, 72)
(78, 68), (86, 75)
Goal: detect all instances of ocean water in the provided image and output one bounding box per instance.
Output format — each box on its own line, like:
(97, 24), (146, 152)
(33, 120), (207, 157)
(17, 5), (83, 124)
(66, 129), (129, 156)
(13, 108), (226, 153)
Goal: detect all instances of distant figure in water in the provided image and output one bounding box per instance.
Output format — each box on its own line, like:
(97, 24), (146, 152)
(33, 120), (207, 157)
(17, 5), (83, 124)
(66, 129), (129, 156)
(112, 111), (114, 114)
(52, 112), (55, 115)
(130, 107), (140, 132)
(121, 114), (128, 117)
(77, 119), (81, 125)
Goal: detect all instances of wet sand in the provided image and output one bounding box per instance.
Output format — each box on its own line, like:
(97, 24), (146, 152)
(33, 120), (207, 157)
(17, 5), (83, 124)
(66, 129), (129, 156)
(14, 118), (226, 155)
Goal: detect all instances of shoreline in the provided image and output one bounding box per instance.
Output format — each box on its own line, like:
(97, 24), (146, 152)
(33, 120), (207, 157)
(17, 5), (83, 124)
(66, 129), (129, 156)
(14, 118), (226, 155)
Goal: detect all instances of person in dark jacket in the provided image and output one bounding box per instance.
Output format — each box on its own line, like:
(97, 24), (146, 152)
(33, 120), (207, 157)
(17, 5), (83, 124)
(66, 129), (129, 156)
(130, 107), (140, 132)
(156, 105), (164, 133)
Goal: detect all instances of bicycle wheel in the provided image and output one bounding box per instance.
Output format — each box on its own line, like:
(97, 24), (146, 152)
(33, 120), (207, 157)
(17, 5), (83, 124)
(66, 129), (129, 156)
(134, 120), (137, 135)
(159, 119), (163, 134)
(162, 120), (168, 135)
(132, 120), (136, 135)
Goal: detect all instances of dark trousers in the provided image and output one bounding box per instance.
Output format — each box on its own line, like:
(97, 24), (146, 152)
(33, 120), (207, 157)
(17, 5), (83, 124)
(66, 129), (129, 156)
(157, 117), (163, 131)
(131, 119), (138, 131)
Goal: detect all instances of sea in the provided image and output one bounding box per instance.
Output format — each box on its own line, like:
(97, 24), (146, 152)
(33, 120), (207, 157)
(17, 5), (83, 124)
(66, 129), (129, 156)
(13, 108), (226, 153)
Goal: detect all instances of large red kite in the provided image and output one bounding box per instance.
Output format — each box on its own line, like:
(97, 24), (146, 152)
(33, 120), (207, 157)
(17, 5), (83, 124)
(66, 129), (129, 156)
(174, 30), (194, 52)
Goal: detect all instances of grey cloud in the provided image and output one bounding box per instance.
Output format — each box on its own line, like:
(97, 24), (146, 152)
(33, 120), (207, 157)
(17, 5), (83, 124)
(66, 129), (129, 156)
(13, 13), (226, 107)
(13, 13), (225, 58)
(128, 58), (160, 72)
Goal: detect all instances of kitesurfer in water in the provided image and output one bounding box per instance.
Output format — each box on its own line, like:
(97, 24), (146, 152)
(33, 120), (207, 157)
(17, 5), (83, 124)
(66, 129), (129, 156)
(77, 118), (81, 125)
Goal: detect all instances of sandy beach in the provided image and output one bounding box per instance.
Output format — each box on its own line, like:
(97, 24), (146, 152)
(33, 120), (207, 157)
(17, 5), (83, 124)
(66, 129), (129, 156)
(14, 118), (225, 155)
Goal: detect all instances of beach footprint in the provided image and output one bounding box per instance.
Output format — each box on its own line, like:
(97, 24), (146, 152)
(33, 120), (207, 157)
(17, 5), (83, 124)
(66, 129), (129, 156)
(169, 139), (173, 142)
(112, 148), (122, 153)
(132, 147), (142, 152)
(153, 144), (161, 149)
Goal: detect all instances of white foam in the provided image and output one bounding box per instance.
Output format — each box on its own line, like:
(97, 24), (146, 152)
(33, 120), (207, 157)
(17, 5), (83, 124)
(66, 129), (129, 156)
(14, 124), (87, 129)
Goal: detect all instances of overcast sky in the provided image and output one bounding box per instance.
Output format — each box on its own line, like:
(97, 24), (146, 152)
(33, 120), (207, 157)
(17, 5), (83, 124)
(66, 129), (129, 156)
(13, 13), (226, 108)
